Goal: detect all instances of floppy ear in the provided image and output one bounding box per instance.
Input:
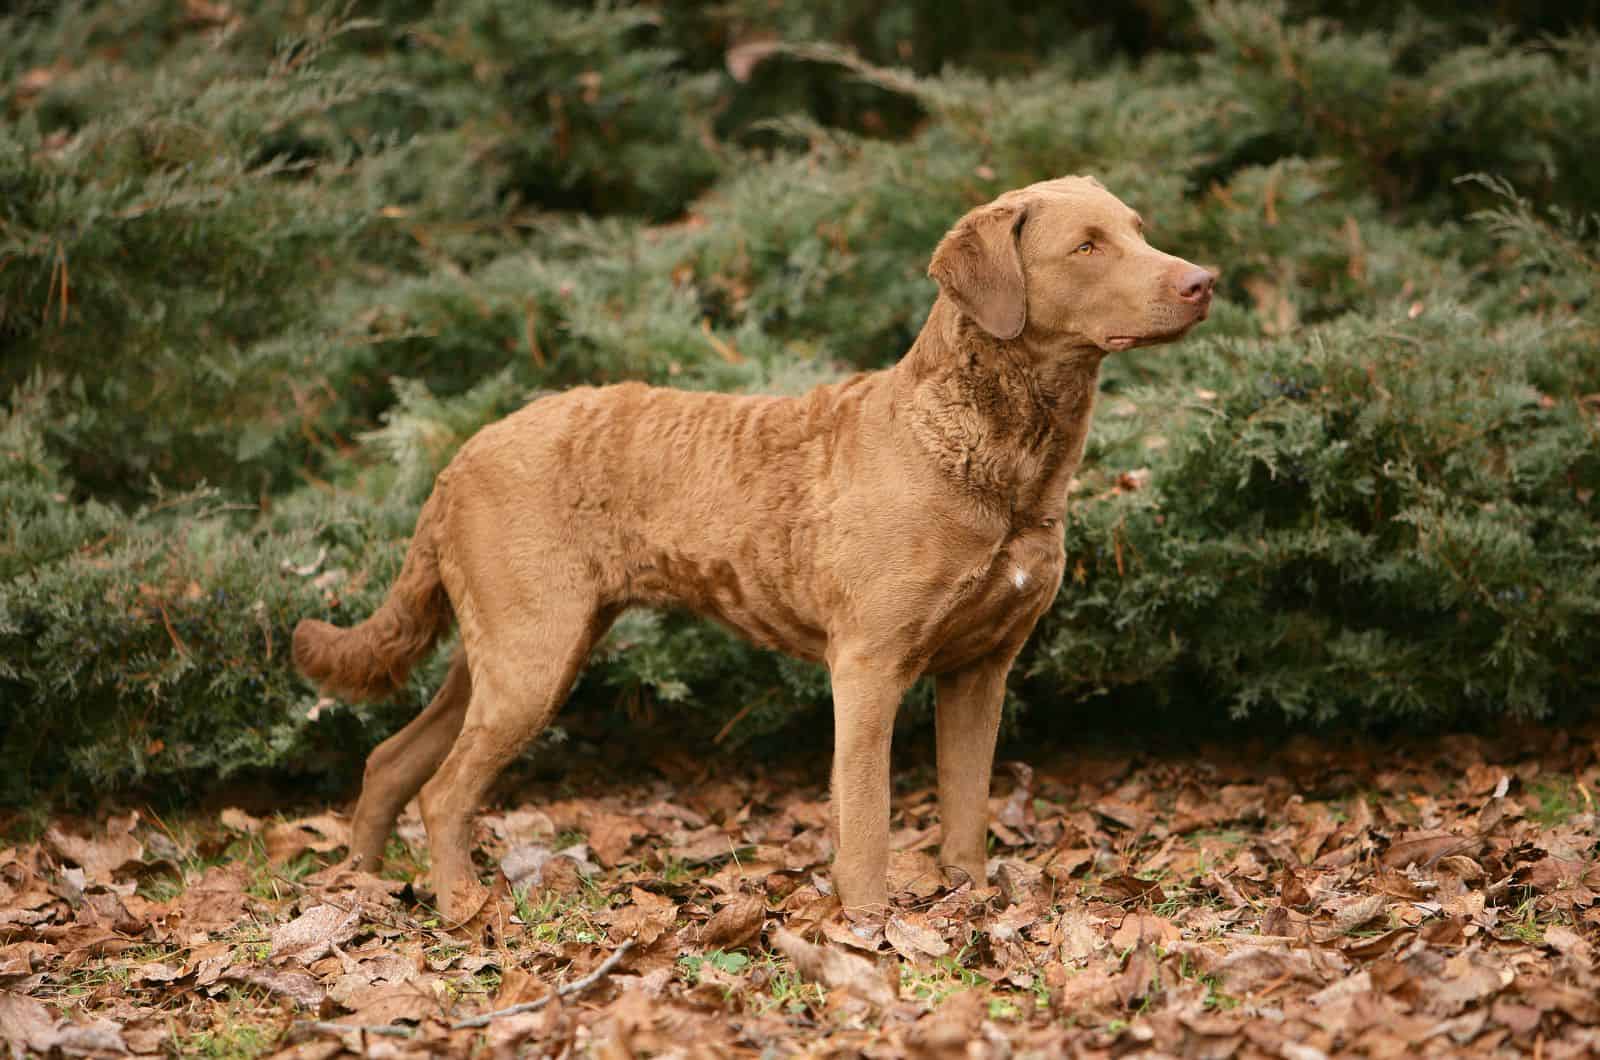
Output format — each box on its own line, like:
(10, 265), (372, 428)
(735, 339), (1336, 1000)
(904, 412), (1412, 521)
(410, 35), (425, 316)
(927, 202), (1029, 340)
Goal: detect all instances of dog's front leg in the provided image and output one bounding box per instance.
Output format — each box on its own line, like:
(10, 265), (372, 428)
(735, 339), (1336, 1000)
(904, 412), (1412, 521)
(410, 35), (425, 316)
(828, 654), (910, 914)
(934, 656), (1013, 890)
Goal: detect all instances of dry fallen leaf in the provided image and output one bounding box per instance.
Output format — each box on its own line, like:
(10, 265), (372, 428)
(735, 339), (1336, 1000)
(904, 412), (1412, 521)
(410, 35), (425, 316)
(175, 864), (253, 932)
(271, 903), (362, 964)
(1214, 944), (1325, 995)
(219, 807), (263, 834)
(0, 993), (58, 1055)
(772, 927), (897, 1007)
(700, 892), (766, 951)
(1545, 923), (1596, 966)
(586, 813), (648, 868)
(1115, 940), (1159, 1008)
(44, 817), (143, 884)
(885, 912), (950, 962)
(1380, 831), (1476, 870)
(1332, 893), (1389, 934)
(905, 988), (985, 1060)
(265, 814), (348, 864)
(221, 965), (326, 1008)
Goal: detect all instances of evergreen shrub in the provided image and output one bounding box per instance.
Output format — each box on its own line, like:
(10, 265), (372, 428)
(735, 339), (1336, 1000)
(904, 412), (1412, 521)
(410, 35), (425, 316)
(3, 0), (1597, 804)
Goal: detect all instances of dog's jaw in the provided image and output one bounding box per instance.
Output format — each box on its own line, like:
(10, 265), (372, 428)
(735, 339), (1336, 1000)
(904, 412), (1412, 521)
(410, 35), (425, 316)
(1102, 306), (1209, 352)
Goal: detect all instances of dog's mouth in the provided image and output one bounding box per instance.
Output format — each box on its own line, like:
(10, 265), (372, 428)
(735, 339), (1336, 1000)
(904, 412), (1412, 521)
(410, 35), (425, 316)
(1105, 325), (1191, 351)
(1105, 302), (1210, 352)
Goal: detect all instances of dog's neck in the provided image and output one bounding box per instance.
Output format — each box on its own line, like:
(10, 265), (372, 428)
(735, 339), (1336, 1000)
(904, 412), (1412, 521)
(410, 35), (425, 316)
(896, 298), (1104, 527)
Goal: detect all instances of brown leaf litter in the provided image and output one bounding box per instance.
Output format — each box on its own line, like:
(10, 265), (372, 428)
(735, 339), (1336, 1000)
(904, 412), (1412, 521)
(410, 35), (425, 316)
(4, 722), (1600, 1056)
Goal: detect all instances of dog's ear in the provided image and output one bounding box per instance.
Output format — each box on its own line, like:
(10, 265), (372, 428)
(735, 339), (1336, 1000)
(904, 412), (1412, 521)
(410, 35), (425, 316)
(928, 202), (1029, 340)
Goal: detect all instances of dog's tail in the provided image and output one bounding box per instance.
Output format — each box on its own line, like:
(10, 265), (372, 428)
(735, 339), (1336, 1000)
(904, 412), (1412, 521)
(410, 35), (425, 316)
(293, 487), (454, 702)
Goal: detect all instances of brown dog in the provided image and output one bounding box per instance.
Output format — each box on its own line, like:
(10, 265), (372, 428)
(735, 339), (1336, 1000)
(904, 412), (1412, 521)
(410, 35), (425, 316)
(293, 176), (1213, 921)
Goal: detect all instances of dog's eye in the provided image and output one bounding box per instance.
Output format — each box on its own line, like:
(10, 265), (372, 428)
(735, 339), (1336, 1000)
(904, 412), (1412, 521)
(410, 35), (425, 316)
(1075, 241), (1095, 255)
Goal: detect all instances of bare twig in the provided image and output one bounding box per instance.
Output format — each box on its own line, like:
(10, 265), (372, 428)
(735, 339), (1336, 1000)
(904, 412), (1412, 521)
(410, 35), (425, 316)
(154, 598), (191, 658)
(713, 699), (756, 745)
(295, 1020), (414, 1039)
(451, 938), (635, 1030)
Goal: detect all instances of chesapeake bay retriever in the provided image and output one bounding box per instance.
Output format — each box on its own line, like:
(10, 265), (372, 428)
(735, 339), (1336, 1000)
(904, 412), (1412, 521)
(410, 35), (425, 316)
(293, 176), (1213, 922)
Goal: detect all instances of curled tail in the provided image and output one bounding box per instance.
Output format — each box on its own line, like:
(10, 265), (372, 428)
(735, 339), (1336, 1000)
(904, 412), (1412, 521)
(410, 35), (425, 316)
(293, 488), (453, 702)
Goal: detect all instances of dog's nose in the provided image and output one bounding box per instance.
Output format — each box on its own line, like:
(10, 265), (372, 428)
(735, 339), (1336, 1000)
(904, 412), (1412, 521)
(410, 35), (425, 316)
(1176, 267), (1214, 303)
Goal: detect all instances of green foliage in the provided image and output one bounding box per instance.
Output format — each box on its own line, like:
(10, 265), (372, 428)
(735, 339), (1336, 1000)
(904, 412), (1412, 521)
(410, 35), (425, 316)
(1196, 1), (1600, 216)
(4, 0), (1599, 805)
(344, 0), (725, 222)
(0, 9), (394, 499)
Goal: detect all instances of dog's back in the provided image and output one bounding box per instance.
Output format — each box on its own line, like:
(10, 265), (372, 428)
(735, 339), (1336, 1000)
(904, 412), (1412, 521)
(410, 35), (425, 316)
(433, 374), (895, 661)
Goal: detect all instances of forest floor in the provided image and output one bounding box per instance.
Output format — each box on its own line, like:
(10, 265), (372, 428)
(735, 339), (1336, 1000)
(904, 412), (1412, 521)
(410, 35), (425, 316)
(4, 721), (1600, 1058)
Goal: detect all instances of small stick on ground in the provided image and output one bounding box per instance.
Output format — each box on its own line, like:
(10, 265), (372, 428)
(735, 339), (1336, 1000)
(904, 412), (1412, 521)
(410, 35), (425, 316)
(294, 1021), (414, 1040)
(451, 938), (636, 1030)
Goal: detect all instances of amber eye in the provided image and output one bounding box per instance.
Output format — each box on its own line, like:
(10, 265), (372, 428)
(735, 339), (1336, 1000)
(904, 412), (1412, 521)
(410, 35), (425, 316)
(1075, 241), (1095, 255)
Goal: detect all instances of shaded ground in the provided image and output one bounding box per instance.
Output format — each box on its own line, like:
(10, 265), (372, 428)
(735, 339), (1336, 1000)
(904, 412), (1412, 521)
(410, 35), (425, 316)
(4, 722), (1600, 1058)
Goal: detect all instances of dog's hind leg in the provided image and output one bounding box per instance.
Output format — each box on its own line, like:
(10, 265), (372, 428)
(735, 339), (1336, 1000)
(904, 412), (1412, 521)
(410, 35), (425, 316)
(418, 596), (613, 925)
(346, 648), (471, 871)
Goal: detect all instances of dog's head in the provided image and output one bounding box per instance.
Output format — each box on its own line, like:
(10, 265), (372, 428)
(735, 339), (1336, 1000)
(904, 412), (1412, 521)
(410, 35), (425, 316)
(928, 175), (1214, 351)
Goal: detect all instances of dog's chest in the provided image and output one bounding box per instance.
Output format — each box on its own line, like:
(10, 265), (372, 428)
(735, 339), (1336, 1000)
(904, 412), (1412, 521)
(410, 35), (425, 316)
(922, 524), (1064, 672)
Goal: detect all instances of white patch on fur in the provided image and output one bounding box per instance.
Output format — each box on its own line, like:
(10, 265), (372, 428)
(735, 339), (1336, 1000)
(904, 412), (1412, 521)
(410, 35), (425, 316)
(1011, 566), (1029, 590)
